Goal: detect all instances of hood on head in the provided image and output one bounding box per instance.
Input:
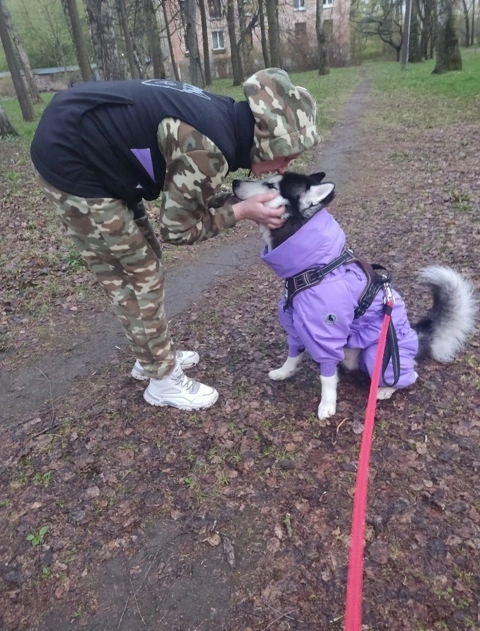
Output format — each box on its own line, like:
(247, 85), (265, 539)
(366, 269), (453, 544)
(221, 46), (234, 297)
(243, 68), (320, 164)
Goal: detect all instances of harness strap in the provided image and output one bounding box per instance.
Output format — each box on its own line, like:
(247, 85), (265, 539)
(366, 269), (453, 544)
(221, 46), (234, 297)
(381, 302), (401, 387)
(283, 248), (354, 311)
(283, 248), (401, 387)
(283, 248), (391, 318)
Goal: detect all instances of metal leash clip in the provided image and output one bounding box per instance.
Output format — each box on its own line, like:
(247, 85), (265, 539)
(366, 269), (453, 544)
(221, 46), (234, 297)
(383, 281), (395, 306)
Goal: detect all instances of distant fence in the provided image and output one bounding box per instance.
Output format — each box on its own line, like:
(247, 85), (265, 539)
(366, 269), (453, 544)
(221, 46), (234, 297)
(0, 65), (101, 98)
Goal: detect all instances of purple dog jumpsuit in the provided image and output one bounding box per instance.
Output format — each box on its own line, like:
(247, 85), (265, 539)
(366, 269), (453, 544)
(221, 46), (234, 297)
(261, 209), (419, 388)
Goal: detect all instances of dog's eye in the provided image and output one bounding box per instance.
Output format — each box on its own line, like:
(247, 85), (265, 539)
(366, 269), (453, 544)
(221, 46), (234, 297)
(265, 183), (277, 189)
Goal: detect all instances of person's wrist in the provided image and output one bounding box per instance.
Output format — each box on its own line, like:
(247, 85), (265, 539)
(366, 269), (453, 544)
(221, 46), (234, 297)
(232, 199), (248, 222)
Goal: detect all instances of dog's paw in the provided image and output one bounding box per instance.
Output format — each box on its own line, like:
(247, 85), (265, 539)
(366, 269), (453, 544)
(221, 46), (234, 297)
(268, 367), (293, 381)
(268, 353), (304, 381)
(377, 387), (397, 400)
(317, 402), (336, 420)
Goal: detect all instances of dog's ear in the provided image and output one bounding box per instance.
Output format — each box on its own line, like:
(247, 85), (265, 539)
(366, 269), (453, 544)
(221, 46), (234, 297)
(309, 172), (326, 185)
(301, 182), (335, 216)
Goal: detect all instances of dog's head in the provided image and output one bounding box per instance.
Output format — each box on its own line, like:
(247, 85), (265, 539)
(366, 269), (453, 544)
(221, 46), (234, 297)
(232, 171), (335, 221)
(232, 171), (335, 250)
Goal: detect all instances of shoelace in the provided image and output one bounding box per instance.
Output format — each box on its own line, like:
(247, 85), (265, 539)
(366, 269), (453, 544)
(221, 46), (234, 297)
(172, 370), (195, 392)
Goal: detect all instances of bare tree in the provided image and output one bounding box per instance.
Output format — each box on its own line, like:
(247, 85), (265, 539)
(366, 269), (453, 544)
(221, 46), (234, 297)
(316, 0), (330, 75)
(354, 0), (404, 61)
(459, 0), (471, 46)
(418, 0), (436, 58)
(183, 0), (204, 86)
(400, 0), (413, 68)
(227, 0), (243, 84)
(162, 0), (180, 80)
(0, 0), (41, 102)
(471, 0), (475, 45)
(265, 0), (281, 67)
(407, 0), (423, 62)
(84, 0), (126, 80)
(0, 1), (34, 121)
(116, 0), (140, 78)
(258, 0), (271, 67)
(237, 0), (250, 75)
(0, 105), (19, 137)
(198, 0), (212, 84)
(145, 0), (166, 78)
(62, 0), (95, 81)
(432, 0), (462, 73)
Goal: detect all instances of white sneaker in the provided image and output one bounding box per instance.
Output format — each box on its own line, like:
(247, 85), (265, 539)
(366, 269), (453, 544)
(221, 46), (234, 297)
(143, 363), (219, 410)
(131, 350), (200, 381)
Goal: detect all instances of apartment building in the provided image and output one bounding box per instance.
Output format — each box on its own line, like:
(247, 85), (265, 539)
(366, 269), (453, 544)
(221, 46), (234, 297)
(166, 0), (351, 81)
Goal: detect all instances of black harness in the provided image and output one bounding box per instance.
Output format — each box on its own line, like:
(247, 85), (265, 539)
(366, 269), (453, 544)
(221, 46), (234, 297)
(283, 248), (400, 386)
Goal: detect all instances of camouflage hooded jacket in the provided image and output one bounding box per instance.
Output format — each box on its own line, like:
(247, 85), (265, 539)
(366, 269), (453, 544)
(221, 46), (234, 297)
(31, 72), (319, 246)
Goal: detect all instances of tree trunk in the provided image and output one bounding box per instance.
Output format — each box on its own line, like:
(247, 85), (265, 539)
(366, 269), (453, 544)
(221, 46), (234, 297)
(84, 0), (126, 80)
(162, 0), (180, 80)
(316, 0), (329, 75)
(237, 0), (250, 76)
(145, 0), (166, 78)
(471, 0), (475, 46)
(408, 1), (422, 62)
(265, 0), (281, 67)
(400, 0), (413, 68)
(0, 0), (41, 103)
(460, 0), (470, 46)
(0, 105), (19, 137)
(258, 0), (270, 67)
(116, 0), (140, 78)
(183, 0), (204, 86)
(0, 2), (34, 121)
(198, 0), (212, 85)
(62, 0), (95, 82)
(227, 0), (243, 85)
(420, 0), (435, 59)
(432, 0), (462, 73)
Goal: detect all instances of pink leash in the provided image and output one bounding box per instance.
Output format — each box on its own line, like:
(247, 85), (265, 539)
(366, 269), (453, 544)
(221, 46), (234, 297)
(345, 294), (395, 631)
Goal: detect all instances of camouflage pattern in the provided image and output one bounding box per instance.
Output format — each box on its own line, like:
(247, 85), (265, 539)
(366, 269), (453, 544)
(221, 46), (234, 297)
(157, 119), (236, 245)
(129, 201), (163, 259)
(243, 68), (320, 163)
(36, 173), (176, 380)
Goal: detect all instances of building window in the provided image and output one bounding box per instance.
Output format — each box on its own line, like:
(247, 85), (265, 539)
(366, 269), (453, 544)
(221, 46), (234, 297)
(294, 0), (305, 10)
(209, 0), (222, 18)
(323, 19), (333, 39)
(212, 31), (225, 51)
(323, 0), (334, 6)
(295, 22), (307, 37)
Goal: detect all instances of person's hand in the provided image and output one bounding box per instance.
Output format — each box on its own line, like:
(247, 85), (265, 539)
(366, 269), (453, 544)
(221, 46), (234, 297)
(232, 193), (286, 229)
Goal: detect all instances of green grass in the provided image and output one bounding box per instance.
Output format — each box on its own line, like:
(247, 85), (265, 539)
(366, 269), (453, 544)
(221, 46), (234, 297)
(364, 47), (480, 101)
(1, 92), (55, 142)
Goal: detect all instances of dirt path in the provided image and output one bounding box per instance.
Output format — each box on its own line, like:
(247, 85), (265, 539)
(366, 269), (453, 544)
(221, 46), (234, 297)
(1, 79), (371, 428)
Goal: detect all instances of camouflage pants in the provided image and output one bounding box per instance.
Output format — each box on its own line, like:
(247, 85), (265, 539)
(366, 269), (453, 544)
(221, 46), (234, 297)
(36, 173), (176, 379)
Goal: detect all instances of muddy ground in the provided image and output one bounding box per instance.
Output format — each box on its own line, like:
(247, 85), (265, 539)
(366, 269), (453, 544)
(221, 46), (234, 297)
(0, 73), (479, 631)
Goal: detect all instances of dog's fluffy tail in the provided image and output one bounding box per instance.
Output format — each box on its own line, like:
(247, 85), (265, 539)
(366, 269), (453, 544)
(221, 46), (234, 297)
(414, 266), (477, 362)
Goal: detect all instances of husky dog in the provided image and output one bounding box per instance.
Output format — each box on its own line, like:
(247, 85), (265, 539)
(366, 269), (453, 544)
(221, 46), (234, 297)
(232, 171), (477, 420)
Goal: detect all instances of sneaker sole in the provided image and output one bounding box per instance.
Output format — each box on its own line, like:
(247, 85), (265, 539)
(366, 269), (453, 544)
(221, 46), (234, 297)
(143, 389), (219, 410)
(131, 369), (149, 382)
(131, 356), (200, 381)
